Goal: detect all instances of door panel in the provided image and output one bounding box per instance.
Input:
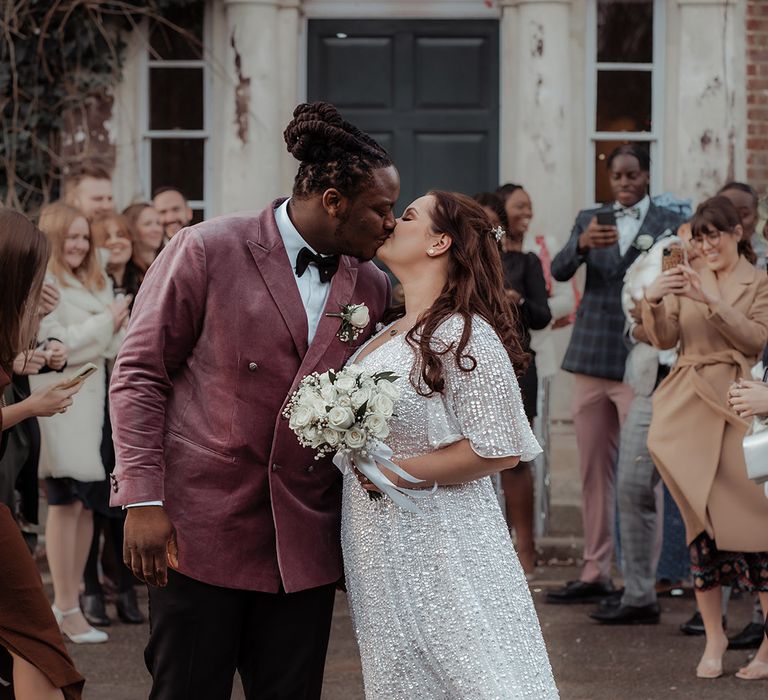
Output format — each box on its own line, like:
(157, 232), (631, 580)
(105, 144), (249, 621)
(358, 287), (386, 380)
(308, 19), (499, 211)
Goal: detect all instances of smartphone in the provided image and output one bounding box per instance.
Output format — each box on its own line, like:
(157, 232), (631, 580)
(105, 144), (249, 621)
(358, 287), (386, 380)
(596, 209), (617, 227)
(662, 245), (686, 272)
(58, 362), (99, 390)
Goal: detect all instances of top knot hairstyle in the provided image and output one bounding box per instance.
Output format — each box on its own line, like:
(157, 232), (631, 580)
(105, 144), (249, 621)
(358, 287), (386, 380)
(284, 102), (393, 199)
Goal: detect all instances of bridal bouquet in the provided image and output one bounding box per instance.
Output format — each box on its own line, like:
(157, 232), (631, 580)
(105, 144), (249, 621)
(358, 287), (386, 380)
(283, 365), (431, 511)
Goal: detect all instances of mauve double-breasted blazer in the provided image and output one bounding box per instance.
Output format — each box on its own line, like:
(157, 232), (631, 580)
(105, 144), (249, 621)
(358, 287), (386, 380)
(109, 200), (390, 592)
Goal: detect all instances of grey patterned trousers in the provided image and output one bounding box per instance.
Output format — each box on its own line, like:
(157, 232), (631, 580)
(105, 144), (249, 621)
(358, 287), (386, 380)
(617, 394), (661, 607)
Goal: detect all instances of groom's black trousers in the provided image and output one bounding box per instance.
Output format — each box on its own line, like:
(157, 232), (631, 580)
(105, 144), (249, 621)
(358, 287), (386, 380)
(145, 570), (336, 700)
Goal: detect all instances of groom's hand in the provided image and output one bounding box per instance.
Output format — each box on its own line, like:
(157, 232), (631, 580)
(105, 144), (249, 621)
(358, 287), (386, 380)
(124, 506), (176, 587)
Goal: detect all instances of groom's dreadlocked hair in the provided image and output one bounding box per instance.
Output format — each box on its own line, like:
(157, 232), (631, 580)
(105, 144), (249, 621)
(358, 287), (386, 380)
(284, 102), (392, 199)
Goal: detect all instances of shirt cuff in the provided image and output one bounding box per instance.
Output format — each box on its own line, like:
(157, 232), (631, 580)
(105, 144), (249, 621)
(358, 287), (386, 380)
(124, 500), (164, 508)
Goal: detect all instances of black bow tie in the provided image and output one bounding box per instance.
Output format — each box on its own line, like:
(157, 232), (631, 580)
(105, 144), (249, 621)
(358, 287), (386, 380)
(615, 205), (641, 220)
(295, 247), (340, 283)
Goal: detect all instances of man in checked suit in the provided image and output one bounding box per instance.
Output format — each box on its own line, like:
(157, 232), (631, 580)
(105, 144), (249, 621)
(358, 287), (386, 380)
(546, 145), (683, 604)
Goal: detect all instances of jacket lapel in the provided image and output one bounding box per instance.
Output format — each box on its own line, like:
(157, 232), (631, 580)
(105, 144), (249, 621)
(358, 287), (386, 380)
(722, 256), (757, 308)
(297, 257), (359, 377)
(619, 204), (672, 273)
(246, 202), (309, 358)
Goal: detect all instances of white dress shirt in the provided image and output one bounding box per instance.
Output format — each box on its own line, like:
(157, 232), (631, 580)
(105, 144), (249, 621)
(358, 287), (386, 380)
(616, 194), (650, 256)
(128, 199), (330, 508)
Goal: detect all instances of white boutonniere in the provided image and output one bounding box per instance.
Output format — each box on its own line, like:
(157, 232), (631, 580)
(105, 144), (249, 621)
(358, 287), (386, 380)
(633, 234), (655, 252)
(327, 303), (370, 343)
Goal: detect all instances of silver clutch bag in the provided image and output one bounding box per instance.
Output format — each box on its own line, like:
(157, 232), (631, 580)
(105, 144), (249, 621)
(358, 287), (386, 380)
(744, 419), (768, 484)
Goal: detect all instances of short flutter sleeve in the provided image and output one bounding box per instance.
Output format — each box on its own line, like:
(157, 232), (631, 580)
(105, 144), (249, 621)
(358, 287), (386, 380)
(425, 315), (542, 462)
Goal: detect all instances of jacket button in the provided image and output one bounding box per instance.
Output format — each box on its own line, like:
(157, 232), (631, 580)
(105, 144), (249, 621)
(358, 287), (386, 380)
(306, 465), (315, 473)
(272, 463), (281, 472)
(248, 362), (259, 372)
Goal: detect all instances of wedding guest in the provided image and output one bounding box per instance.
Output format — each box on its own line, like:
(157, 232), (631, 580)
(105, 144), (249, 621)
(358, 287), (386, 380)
(0, 206), (84, 700)
(79, 214), (144, 627)
(719, 181), (765, 270)
(63, 165), (114, 221)
(546, 145), (683, 604)
(30, 202), (130, 644)
(643, 195), (768, 680)
(152, 187), (193, 241)
(479, 188), (552, 575)
(122, 203), (164, 278)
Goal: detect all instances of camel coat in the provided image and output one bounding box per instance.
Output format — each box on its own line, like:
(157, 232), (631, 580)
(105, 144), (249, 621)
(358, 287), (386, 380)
(642, 256), (768, 551)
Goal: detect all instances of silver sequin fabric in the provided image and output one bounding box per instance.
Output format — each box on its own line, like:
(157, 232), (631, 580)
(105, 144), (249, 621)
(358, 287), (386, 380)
(342, 315), (559, 699)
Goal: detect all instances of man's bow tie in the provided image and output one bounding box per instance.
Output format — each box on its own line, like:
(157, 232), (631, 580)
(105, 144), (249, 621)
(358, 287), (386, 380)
(295, 247), (340, 283)
(615, 205), (641, 220)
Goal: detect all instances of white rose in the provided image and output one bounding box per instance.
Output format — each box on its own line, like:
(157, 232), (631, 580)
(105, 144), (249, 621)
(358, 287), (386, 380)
(377, 380), (400, 401)
(365, 413), (390, 439)
(327, 406), (355, 430)
(349, 305), (370, 329)
(369, 393), (395, 417)
(318, 372), (332, 388)
(322, 428), (342, 448)
(351, 386), (372, 410)
(320, 384), (337, 403)
(337, 394), (352, 408)
(345, 427), (367, 450)
(310, 396), (328, 419)
(304, 426), (324, 448)
(289, 405), (313, 430)
(335, 374), (357, 393)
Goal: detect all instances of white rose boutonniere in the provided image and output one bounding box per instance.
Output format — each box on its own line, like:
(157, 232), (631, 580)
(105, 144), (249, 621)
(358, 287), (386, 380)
(326, 303), (370, 343)
(633, 234), (655, 252)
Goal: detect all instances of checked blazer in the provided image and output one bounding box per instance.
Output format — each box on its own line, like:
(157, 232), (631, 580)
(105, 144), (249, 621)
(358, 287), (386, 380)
(551, 202), (684, 382)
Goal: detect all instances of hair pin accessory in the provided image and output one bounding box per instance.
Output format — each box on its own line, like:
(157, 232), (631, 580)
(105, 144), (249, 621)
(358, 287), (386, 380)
(491, 225), (506, 242)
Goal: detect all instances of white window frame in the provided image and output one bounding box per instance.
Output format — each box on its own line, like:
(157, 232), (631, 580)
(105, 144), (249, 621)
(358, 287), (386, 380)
(139, 1), (212, 218)
(585, 0), (665, 206)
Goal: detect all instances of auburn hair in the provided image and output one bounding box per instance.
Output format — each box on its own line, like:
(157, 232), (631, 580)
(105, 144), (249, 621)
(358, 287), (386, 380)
(0, 208), (50, 374)
(385, 190), (529, 396)
(38, 201), (106, 291)
(691, 195), (757, 265)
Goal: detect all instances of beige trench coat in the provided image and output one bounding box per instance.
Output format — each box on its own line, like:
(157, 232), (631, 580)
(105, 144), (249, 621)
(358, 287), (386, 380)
(642, 257), (768, 551)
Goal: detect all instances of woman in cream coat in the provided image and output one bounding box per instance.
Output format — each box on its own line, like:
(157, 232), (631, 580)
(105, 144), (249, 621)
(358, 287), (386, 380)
(30, 203), (129, 645)
(643, 196), (768, 681)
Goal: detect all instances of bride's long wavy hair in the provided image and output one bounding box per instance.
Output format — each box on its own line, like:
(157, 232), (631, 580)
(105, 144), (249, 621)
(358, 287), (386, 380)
(384, 190), (529, 396)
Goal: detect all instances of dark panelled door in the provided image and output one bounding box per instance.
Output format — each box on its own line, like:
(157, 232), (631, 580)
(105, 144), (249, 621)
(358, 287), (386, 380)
(307, 20), (499, 211)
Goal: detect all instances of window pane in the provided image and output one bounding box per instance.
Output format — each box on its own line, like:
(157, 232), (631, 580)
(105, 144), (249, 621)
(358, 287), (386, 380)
(151, 139), (205, 201)
(149, 68), (204, 130)
(594, 139), (650, 205)
(596, 70), (652, 132)
(597, 1), (653, 63)
(149, 2), (204, 60)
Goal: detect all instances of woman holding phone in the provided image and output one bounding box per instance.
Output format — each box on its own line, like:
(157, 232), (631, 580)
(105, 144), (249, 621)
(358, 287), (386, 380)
(642, 195), (768, 680)
(0, 207), (84, 698)
(30, 202), (129, 645)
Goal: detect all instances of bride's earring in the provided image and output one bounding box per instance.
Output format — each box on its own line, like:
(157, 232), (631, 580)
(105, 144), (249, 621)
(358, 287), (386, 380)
(427, 248), (435, 256)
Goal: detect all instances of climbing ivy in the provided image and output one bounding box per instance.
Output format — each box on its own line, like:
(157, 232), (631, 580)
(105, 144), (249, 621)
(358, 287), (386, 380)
(0, 0), (199, 213)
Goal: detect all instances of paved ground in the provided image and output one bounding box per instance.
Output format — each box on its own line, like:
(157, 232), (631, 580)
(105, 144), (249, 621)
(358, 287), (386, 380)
(62, 565), (768, 700)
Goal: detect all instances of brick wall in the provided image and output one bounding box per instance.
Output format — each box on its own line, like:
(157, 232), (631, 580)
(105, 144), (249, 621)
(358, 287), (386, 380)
(747, 1), (768, 192)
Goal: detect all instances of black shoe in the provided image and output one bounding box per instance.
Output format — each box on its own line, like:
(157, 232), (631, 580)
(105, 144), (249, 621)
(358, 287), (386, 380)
(589, 602), (660, 625)
(115, 588), (145, 624)
(597, 588), (625, 610)
(679, 611), (727, 636)
(80, 593), (111, 627)
(545, 580), (615, 605)
(728, 622), (766, 650)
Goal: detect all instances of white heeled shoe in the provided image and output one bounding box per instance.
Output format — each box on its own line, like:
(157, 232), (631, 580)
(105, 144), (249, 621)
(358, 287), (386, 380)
(52, 605), (109, 644)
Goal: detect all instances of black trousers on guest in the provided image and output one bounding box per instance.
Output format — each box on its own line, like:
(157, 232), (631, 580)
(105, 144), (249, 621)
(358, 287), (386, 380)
(145, 570), (336, 700)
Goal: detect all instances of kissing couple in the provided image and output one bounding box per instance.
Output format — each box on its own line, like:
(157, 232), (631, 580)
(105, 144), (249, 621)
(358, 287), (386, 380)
(110, 102), (559, 699)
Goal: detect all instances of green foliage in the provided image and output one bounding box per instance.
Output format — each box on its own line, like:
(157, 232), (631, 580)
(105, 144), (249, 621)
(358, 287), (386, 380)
(0, 0), (196, 213)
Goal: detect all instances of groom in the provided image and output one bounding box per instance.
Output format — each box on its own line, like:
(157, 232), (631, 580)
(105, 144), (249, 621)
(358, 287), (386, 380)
(109, 103), (399, 699)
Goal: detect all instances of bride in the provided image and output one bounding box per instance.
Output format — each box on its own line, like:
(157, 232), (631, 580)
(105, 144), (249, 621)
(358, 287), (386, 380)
(342, 190), (559, 698)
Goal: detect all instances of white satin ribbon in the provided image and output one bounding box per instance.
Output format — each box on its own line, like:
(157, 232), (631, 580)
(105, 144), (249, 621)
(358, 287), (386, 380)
(333, 441), (436, 513)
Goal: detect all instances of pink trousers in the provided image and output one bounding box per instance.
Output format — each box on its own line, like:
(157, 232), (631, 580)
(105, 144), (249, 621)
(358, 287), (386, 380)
(571, 373), (634, 583)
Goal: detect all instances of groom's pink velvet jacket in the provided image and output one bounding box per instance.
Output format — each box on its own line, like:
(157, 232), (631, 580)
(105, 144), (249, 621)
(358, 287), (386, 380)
(109, 200), (390, 592)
